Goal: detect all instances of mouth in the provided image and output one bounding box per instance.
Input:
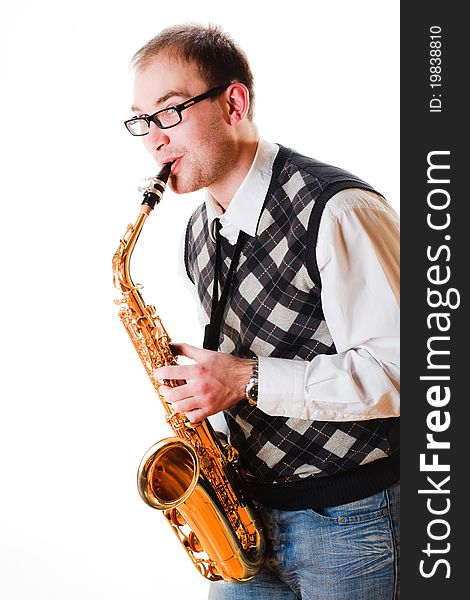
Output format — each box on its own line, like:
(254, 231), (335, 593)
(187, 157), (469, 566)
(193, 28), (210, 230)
(162, 157), (182, 174)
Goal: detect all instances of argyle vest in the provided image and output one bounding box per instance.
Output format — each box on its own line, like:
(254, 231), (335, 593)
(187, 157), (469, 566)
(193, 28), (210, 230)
(185, 145), (399, 496)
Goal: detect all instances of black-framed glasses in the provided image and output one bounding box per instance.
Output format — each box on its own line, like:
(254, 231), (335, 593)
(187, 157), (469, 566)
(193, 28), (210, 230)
(124, 83), (231, 136)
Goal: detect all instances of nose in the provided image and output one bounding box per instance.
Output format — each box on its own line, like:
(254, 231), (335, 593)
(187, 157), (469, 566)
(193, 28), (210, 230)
(144, 121), (170, 155)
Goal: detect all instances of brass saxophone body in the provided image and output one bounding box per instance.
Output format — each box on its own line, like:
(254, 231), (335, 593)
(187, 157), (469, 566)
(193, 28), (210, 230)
(112, 163), (266, 582)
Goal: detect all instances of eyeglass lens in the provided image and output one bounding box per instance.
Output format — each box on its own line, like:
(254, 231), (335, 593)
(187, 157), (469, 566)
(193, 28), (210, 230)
(128, 107), (181, 135)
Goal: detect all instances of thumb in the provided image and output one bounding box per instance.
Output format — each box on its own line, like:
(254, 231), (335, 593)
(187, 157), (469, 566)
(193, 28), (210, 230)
(171, 342), (209, 361)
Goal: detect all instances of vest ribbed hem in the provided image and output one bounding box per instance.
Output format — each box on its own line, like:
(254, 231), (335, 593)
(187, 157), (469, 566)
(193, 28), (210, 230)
(246, 453), (400, 510)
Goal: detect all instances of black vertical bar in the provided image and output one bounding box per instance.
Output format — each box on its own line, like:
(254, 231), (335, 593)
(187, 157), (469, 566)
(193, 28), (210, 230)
(401, 3), (466, 597)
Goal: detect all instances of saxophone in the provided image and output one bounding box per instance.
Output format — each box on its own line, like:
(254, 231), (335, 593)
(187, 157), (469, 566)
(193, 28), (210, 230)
(112, 163), (266, 582)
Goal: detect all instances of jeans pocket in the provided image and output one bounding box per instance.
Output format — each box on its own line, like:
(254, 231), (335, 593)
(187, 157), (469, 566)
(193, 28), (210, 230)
(308, 489), (390, 525)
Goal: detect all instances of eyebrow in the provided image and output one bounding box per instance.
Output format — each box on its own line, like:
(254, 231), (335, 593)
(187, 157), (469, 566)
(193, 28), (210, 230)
(131, 88), (191, 113)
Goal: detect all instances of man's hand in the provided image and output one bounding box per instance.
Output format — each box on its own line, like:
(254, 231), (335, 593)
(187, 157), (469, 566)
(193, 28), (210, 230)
(154, 343), (252, 422)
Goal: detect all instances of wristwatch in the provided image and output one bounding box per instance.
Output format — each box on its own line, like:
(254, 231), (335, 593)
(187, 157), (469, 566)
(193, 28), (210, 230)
(245, 357), (259, 407)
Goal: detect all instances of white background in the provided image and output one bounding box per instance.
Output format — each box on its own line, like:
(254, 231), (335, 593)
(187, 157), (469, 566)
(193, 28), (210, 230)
(1, 1), (399, 599)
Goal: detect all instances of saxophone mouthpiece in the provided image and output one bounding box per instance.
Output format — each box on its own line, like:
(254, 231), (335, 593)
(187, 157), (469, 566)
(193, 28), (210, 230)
(142, 162), (173, 209)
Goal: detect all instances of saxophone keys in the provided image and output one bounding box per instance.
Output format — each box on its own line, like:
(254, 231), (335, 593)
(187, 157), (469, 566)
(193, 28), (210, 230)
(146, 304), (156, 316)
(170, 508), (186, 527)
(208, 563), (221, 580)
(224, 444), (240, 465)
(188, 531), (203, 553)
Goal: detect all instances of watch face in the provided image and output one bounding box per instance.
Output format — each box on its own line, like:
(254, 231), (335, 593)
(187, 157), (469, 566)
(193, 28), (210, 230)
(246, 379), (258, 405)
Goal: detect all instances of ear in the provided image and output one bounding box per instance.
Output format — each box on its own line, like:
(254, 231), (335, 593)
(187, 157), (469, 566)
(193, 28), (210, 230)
(223, 83), (250, 125)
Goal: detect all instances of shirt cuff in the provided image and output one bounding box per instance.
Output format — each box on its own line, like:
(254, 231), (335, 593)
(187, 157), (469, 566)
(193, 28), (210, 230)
(258, 356), (306, 418)
(208, 411), (229, 437)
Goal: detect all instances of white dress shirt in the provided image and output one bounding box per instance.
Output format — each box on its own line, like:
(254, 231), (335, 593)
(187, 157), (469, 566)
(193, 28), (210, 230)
(181, 139), (400, 422)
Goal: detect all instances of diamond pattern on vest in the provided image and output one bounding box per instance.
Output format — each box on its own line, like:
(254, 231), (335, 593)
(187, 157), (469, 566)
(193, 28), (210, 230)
(185, 148), (395, 483)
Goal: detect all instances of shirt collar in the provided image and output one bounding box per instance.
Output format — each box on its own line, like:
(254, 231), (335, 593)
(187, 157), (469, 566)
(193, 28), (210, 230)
(205, 139), (279, 244)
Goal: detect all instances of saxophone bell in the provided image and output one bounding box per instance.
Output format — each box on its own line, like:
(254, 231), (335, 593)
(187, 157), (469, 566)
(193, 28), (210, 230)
(138, 437), (199, 510)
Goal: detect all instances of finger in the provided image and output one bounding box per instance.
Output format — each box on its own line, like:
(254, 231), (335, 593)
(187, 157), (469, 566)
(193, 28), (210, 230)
(172, 342), (211, 361)
(159, 383), (195, 403)
(154, 364), (193, 381)
(171, 397), (200, 415)
(184, 408), (205, 424)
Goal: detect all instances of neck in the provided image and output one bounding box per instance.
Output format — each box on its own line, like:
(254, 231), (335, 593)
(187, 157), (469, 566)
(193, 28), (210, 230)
(207, 130), (259, 211)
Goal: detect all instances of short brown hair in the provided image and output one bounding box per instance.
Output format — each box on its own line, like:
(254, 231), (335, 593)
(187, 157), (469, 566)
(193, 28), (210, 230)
(131, 23), (255, 120)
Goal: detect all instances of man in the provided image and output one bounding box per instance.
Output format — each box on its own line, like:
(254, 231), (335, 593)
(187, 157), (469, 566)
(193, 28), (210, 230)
(125, 24), (400, 600)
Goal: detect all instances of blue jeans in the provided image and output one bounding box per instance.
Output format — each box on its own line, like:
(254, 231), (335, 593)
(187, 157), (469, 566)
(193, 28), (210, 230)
(208, 482), (400, 600)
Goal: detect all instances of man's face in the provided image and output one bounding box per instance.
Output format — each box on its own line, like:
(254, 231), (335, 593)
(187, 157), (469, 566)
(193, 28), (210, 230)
(132, 53), (235, 194)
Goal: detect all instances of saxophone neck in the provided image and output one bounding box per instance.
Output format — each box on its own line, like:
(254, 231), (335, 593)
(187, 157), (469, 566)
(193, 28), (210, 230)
(112, 211), (148, 295)
(113, 161), (173, 293)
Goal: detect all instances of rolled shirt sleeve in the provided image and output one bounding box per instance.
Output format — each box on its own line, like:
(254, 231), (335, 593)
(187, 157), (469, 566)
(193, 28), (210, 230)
(258, 189), (400, 422)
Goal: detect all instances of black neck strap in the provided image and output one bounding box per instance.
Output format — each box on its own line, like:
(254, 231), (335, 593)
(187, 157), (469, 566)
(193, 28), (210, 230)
(203, 221), (247, 351)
